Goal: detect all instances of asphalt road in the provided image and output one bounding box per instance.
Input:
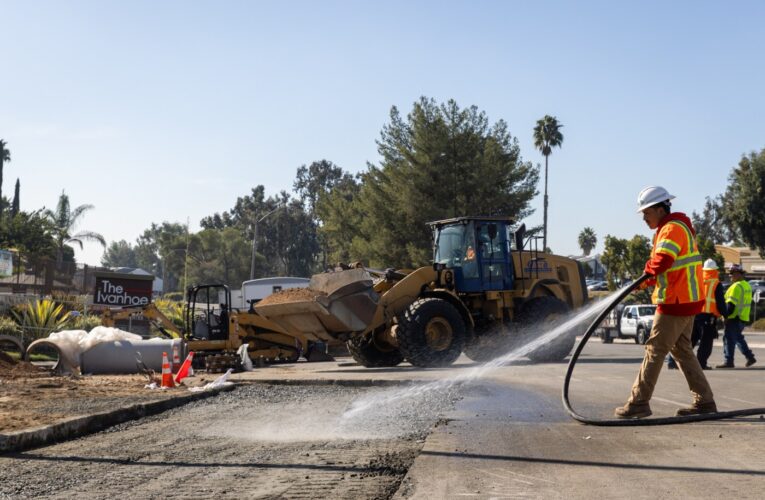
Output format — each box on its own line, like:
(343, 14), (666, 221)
(395, 335), (765, 499)
(2, 332), (763, 499)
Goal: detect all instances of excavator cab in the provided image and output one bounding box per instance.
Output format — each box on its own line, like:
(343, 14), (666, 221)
(431, 217), (515, 293)
(186, 284), (231, 341)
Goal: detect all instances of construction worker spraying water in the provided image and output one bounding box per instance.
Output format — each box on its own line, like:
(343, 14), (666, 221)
(614, 186), (717, 419)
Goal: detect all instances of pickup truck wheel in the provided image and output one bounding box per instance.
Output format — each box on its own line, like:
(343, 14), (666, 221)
(346, 333), (404, 367)
(637, 326), (649, 345)
(397, 298), (466, 367)
(520, 296), (575, 363)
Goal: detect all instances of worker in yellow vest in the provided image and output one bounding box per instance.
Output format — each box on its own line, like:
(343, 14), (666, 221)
(716, 264), (756, 368)
(615, 186), (716, 419)
(695, 259), (727, 369)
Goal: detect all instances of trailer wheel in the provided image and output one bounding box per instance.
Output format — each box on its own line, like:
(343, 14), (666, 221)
(397, 298), (466, 367)
(600, 330), (614, 344)
(346, 333), (404, 367)
(520, 296), (575, 363)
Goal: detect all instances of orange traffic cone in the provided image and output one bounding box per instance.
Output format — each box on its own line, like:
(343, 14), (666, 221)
(161, 351), (176, 388)
(172, 344), (181, 373)
(174, 351), (195, 384)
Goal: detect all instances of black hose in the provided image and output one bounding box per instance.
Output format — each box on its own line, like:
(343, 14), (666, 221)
(562, 273), (765, 426)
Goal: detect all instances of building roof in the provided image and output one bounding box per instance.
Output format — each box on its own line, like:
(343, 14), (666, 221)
(715, 245), (765, 275)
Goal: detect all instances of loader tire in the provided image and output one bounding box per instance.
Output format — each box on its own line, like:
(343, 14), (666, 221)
(346, 334), (404, 368)
(463, 326), (515, 363)
(397, 298), (466, 368)
(520, 296), (575, 363)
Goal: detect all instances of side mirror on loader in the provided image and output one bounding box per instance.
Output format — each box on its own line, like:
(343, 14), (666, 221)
(515, 223), (526, 251)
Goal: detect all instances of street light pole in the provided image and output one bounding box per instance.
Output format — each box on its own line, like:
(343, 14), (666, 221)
(250, 204), (285, 280)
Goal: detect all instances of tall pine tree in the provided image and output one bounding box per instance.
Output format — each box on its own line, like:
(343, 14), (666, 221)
(351, 97), (539, 268)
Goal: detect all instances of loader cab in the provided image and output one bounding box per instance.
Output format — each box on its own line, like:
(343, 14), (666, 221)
(431, 217), (514, 293)
(185, 284), (231, 341)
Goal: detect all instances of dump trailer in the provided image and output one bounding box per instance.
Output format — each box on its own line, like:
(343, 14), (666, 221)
(102, 283), (334, 371)
(255, 216), (589, 367)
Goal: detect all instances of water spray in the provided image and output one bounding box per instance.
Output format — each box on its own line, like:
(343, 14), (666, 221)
(563, 273), (765, 426)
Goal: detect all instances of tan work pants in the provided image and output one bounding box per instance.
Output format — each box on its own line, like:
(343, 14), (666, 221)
(629, 313), (714, 406)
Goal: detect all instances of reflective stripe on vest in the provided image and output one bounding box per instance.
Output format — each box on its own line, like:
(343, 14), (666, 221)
(703, 277), (720, 316)
(652, 220), (702, 305)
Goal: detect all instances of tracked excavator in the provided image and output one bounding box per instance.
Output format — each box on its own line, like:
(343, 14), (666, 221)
(255, 216), (589, 368)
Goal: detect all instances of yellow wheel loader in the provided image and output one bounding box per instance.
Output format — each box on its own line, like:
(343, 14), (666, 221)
(255, 216), (589, 367)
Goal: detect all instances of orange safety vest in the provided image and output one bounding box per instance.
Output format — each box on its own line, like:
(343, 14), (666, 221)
(651, 220), (703, 305)
(701, 269), (720, 316)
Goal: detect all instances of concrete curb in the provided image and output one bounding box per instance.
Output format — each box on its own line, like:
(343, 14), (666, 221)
(0, 384), (236, 454)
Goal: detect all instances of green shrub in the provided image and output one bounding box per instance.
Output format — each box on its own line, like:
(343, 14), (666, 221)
(69, 314), (102, 331)
(11, 298), (71, 339)
(154, 299), (186, 330)
(51, 292), (88, 314)
(163, 292), (185, 302)
(0, 316), (21, 336)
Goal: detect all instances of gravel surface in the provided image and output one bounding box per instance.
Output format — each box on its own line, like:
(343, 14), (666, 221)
(0, 383), (461, 499)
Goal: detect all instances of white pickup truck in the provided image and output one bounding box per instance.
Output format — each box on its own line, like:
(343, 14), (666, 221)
(598, 304), (655, 344)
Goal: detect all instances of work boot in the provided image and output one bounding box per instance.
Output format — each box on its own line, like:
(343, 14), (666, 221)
(746, 357), (757, 368)
(715, 362), (734, 369)
(675, 401), (718, 416)
(614, 403), (652, 419)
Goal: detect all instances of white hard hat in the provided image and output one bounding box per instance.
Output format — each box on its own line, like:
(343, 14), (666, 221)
(637, 186), (675, 212)
(703, 259), (718, 270)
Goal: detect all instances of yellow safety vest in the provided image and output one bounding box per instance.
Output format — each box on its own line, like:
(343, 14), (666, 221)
(725, 280), (752, 322)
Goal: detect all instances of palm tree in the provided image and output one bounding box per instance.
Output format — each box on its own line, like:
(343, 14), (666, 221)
(578, 227), (597, 256)
(533, 115), (564, 252)
(0, 139), (10, 220)
(43, 190), (106, 268)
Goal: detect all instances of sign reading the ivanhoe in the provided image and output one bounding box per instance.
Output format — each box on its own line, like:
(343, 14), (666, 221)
(93, 272), (153, 306)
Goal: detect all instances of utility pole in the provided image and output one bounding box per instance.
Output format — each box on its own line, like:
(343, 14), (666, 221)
(184, 217), (190, 294)
(250, 204), (285, 280)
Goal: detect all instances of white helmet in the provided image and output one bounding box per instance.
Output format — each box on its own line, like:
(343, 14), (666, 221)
(703, 259), (718, 270)
(637, 186), (675, 212)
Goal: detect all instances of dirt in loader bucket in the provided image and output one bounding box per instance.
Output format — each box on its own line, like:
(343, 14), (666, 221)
(254, 269), (379, 335)
(257, 287), (327, 306)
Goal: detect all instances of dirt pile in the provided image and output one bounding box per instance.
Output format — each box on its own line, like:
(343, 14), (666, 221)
(0, 351), (48, 379)
(258, 287), (327, 306)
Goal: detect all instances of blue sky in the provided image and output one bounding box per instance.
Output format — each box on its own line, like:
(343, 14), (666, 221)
(2, 0), (764, 266)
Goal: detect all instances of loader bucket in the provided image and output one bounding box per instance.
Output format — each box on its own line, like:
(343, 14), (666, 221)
(255, 269), (379, 337)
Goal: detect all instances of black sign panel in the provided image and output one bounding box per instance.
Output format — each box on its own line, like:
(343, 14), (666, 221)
(94, 273), (153, 306)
